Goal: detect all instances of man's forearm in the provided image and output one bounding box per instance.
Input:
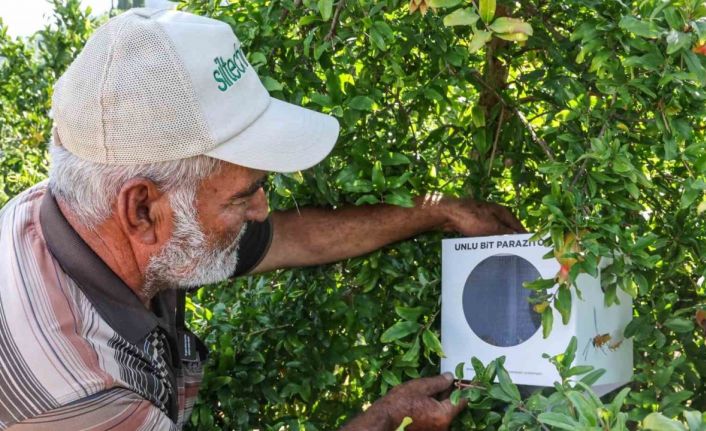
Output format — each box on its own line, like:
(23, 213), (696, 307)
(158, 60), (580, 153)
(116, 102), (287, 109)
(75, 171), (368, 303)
(252, 195), (447, 273)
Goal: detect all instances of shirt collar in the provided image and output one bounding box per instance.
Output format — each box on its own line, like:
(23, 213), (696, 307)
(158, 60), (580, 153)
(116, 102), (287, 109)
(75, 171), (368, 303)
(39, 190), (173, 345)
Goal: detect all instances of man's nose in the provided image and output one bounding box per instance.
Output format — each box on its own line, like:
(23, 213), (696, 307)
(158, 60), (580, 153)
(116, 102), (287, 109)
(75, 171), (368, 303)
(245, 188), (269, 223)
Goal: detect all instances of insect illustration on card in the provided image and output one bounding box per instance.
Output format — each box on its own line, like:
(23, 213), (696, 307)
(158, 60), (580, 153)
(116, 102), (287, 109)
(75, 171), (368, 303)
(695, 308), (706, 335)
(583, 307), (624, 360)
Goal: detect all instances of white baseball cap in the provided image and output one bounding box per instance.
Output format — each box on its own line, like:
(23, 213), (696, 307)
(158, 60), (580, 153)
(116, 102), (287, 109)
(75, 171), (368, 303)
(51, 8), (339, 172)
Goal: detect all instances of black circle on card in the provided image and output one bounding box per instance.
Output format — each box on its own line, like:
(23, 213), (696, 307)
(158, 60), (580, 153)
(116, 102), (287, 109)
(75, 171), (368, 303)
(462, 254), (542, 347)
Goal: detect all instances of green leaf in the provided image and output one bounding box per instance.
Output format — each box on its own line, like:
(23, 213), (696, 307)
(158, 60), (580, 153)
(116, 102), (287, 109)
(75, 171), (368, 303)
(566, 391), (598, 424)
(422, 329), (445, 357)
(495, 32), (529, 42)
(313, 41), (329, 60)
(610, 387), (631, 415)
(564, 336), (578, 366)
(382, 370), (401, 387)
(355, 194), (380, 205)
(381, 152), (411, 166)
(369, 26), (387, 51)
(556, 285), (572, 325)
(496, 362), (521, 401)
(249, 52), (267, 66)
(471, 105), (486, 127)
(449, 389), (462, 405)
(666, 30), (692, 55)
(385, 189), (415, 207)
(684, 50), (706, 86)
(683, 410), (704, 431)
(655, 366), (675, 387)
(468, 30), (493, 53)
(479, 0), (495, 23)
(524, 277), (557, 291)
(565, 365), (594, 377)
(395, 306), (426, 322)
(309, 92), (332, 107)
(693, 18), (706, 42)
(643, 412), (688, 431)
(488, 17), (533, 36)
(488, 384), (517, 403)
(372, 161), (385, 190)
(579, 369), (606, 386)
(538, 412), (581, 431)
(619, 16), (662, 38)
(318, 0), (333, 21)
(427, 0), (462, 7)
(542, 307), (554, 338)
(455, 362), (465, 379)
(380, 321), (420, 343)
(348, 95), (374, 111)
(261, 76), (283, 92)
(394, 417), (413, 431)
(664, 317), (695, 333)
(661, 391), (694, 410)
(443, 8), (480, 27)
(401, 337), (421, 362)
(623, 53), (664, 70)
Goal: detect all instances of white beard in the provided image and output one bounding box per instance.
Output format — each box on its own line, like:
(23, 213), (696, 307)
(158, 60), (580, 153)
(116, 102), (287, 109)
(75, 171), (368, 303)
(143, 186), (246, 295)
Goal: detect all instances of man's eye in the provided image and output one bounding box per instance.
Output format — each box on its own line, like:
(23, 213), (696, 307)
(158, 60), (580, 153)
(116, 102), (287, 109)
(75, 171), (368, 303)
(228, 196), (249, 207)
(255, 178), (268, 192)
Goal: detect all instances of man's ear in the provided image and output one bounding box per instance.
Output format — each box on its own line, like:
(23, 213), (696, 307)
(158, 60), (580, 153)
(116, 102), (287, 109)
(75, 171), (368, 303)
(115, 178), (169, 246)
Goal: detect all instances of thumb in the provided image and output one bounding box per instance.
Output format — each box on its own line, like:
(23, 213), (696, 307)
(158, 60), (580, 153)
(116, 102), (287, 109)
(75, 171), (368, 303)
(403, 373), (455, 396)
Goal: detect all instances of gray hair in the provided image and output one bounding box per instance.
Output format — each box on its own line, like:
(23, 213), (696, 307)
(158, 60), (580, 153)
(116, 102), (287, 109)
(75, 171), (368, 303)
(48, 143), (222, 229)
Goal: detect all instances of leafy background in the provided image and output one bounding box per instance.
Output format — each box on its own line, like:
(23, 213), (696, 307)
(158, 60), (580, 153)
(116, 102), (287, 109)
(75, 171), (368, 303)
(2, 0), (706, 429)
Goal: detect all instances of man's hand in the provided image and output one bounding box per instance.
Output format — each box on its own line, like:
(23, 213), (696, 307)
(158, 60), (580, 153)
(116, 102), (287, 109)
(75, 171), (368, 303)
(422, 193), (526, 236)
(341, 373), (467, 431)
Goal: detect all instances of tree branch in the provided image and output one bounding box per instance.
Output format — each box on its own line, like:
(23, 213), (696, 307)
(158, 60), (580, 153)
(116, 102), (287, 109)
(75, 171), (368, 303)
(469, 70), (555, 161)
(325, 0), (346, 41)
(488, 108), (505, 176)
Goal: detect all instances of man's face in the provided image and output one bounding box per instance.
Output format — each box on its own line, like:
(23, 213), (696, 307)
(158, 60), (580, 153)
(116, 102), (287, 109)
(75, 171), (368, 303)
(144, 163), (269, 290)
(194, 162), (270, 251)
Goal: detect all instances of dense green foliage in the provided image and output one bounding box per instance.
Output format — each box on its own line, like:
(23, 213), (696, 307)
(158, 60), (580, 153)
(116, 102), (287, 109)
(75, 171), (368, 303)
(3, 0), (706, 430)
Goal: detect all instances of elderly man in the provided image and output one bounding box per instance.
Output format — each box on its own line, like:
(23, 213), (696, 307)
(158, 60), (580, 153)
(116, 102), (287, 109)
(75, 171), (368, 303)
(0, 8), (523, 431)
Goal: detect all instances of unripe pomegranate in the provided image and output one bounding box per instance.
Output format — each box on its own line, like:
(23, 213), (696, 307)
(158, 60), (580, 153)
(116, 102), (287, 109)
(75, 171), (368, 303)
(554, 232), (582, 268)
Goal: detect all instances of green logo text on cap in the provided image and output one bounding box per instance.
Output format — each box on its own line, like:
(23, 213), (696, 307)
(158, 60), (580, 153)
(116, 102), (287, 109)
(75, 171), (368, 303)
(213, 45), (249, 92)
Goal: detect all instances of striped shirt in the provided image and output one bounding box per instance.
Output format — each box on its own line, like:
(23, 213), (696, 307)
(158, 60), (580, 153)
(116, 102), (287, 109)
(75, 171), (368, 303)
(0, 182), (272, 430)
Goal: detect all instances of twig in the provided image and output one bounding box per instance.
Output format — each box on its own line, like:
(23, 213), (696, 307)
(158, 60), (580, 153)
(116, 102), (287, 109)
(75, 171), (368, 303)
(394, 88), (419, 150)
(515, 109), (555, 162)
(279, 0), (302, 22)
(469, 70), (555, 161)
(488, 108), (505, 176)
(246, 323), (293, 338)
(325, 0), (346, 41)
(454, 380), (486, 390)
(683, 159), (696, 178)
(570, 122), (607, 188)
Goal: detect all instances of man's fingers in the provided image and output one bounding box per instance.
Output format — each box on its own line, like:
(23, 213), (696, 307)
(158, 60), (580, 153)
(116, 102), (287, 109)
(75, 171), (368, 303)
(436, 385), (454, 401)
(403, 373), (455, 396)
(493, 222), (516, 235)
(441, 396), (469, 418)
(493, 206), (526, 233)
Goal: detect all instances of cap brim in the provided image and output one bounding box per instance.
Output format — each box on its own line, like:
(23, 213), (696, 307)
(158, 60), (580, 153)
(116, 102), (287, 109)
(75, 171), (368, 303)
(205, 97), (340, 173)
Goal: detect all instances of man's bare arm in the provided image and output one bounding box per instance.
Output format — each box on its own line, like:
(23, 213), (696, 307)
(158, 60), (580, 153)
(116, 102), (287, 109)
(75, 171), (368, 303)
(251, 193), (524, 274)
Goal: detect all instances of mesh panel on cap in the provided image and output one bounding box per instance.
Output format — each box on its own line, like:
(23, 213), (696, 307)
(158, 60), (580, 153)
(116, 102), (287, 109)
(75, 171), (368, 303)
(52, 20), (117, 162)
(102, 16), (213, 164)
